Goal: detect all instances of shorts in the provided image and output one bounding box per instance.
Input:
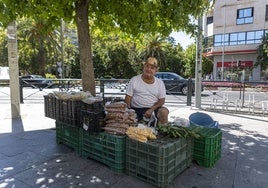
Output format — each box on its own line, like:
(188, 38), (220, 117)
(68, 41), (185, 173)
(132, 107), (160, 122)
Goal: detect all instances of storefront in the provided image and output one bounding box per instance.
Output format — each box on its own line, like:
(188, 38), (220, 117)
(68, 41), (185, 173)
(216, 61), (253, 81)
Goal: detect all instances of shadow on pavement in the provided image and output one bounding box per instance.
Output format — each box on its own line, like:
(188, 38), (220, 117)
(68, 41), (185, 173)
(0, 122), (267, 188)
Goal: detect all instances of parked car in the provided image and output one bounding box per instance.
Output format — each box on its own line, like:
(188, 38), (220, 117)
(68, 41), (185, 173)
(20, 75), (53, 88)
(154, 72), (196, 95)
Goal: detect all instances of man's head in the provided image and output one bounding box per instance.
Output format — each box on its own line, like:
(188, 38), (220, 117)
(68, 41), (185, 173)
(142, 57), (158, 78)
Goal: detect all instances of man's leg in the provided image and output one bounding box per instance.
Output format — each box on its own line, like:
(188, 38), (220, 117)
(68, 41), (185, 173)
(157, 107), (169, 125)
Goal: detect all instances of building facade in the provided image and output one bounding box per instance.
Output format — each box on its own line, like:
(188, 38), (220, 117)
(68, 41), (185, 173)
(203, 0), (268, 81)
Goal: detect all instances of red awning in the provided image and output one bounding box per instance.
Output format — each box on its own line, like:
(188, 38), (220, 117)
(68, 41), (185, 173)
(217, 61), (253, 68)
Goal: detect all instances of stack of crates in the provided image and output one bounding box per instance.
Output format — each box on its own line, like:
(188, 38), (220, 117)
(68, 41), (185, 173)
(125, 136), (193, 188)
(81, 132), (126, 173)
(55, 121), (82, 155)
(190, 126), (222, 167)
(44, 95), (57, 119)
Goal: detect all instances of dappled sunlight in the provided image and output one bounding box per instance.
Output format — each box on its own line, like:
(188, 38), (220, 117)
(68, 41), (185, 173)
(11, 155), (114, 188)
(0, 178), (15, 187)
(220, 122), (268, 185)
(0, 167), (14, 178)
(90, 175), (102, 183)
(244, 142), (255, 146)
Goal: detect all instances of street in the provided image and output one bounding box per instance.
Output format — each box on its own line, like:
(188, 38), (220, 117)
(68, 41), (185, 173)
(1, 86), (267, 116)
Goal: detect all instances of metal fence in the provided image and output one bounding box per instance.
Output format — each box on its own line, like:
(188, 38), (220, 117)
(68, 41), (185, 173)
(202, 81), (268, 115)
(1, 79), (268, 116)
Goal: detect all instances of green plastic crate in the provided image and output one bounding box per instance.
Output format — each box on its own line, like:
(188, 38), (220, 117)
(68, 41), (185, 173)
(55, 121), (82, 155)
(189, 126), (222, 167)
(125, 136), (193, 188)
(82, 132), (126, 173)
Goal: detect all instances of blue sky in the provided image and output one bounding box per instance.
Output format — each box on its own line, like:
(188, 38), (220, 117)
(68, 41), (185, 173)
(170, 31), (195, 49)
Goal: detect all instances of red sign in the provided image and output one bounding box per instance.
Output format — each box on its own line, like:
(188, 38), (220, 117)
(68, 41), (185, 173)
(217, 61), (253, 67)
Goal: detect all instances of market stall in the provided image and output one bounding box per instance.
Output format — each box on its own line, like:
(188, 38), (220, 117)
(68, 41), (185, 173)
(44, 91), (222, 188)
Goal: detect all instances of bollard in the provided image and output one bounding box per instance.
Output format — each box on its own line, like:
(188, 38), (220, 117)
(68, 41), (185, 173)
(19, 78), (24, 103)
(100, 79), (105, 99)
(186, 78), (192, 106)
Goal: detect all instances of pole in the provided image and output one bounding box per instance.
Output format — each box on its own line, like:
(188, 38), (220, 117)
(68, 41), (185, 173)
(60, 19), (65, 78)
(221, 5), (226, 81)
(186, 78), (192, 106)
(7, 21), (20, 118)
(195, 16), (203, 109)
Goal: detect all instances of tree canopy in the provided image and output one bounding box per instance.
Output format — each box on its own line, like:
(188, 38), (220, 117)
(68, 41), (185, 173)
(256, 33), (268, 70)
(1, 0), (212, 95)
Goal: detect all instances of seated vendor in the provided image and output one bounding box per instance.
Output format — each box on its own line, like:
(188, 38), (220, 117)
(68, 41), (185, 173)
(124, 57), (169, 125)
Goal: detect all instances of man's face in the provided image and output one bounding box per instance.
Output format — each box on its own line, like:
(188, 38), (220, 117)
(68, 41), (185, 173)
(143, 63), (158, 77)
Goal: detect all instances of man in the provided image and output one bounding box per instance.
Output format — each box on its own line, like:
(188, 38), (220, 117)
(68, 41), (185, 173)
(125, 57), (169, 125)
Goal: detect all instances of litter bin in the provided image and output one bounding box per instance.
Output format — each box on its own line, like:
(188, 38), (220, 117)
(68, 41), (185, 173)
(189, 112), (219, 128)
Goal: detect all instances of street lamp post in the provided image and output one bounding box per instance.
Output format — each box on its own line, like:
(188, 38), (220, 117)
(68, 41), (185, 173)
(195, 16), (203, 109)
(221, 4), (226, 81)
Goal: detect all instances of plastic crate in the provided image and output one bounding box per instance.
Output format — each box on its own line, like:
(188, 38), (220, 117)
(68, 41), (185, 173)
(189, 126), (222, 167)
(82, 132), (126, 173)
(125, 136), (192, 188)
(80, 110), (105, 133)
(80, 101), (104, 112)
(44, 95), (57, 119)
(55, 121), (82, 155)
(55, 99), (104, 127)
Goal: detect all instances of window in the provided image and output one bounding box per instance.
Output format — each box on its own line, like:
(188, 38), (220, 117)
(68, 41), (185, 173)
(246, 31), (255, 44)
(237, 32), (246, 44)
(207, 16), (213, 24)
(214, 34), (229, 46)
(255, 30), (264, 43)
(213, 30), (264, 47)
(230, 33), (238, 45)
(204, 36), (214, 49)
(237, 7), (254, 24)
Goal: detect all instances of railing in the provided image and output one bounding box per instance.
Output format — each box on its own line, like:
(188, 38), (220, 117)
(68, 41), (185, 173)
(202, 80), (268, 115)
(1, 78), (268, 115)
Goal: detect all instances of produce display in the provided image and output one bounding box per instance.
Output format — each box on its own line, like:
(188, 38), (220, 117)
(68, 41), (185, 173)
(102, 102), (137, 135)
(126, 126), (157, 142)
(53, 91), (93, 101)
(157, 124), (201, 139)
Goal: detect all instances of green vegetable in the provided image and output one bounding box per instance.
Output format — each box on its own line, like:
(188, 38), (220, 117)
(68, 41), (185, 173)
(157, 125), (201, 139)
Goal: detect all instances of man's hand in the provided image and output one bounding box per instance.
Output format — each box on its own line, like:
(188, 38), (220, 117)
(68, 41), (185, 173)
(144, 108), (154, 118)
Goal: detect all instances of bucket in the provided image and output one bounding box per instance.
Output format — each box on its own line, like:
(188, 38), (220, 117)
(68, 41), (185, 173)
(189, 112), (219, 128)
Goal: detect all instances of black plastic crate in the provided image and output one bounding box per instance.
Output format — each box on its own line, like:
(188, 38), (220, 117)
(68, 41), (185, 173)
(44, 95), (57, 119)
(80, 110), (105, 133)
(80, 101), (104, 112)
(55, 98), (105, 127)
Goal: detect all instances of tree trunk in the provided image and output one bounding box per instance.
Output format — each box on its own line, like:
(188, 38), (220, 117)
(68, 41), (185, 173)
(75, 0), (95, 95)
(38, 38), (46, 76)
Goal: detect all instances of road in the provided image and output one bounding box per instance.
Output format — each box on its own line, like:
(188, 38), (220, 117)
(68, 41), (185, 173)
(1, 86), (267, 105)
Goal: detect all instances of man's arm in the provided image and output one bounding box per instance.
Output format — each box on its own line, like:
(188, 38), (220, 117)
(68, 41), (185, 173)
(144, 98), (165, 118)
(125, 94), (132, 109)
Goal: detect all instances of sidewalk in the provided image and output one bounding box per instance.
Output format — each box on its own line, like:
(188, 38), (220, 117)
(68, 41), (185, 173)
(0, 102), (268, 188)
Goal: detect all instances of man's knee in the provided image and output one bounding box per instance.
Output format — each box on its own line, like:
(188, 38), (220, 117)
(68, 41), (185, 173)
(157, 107), (169, 124)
